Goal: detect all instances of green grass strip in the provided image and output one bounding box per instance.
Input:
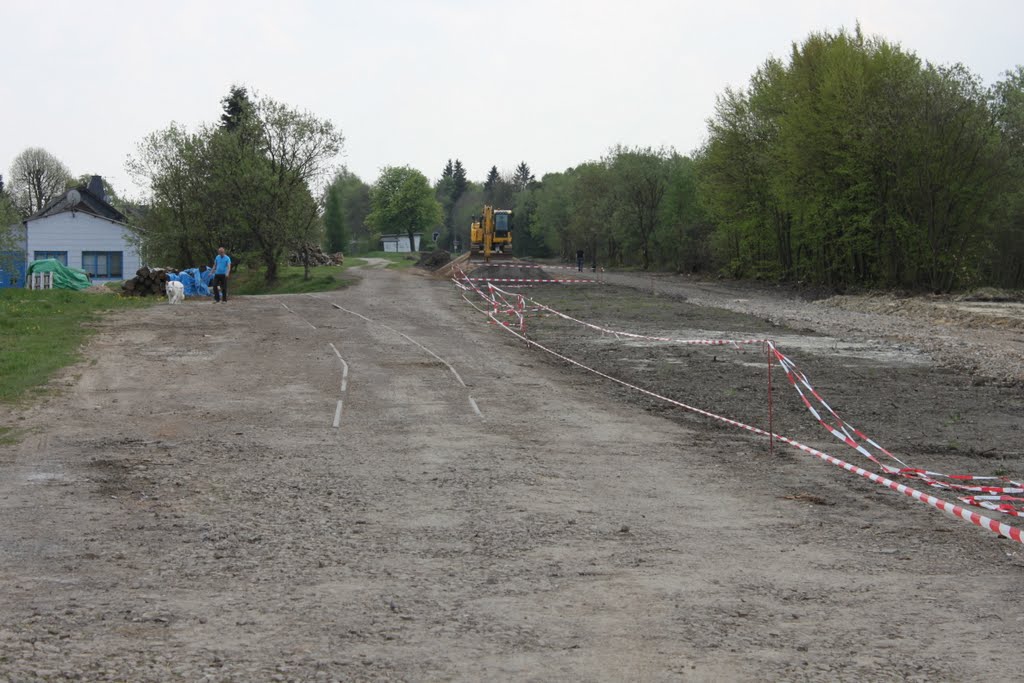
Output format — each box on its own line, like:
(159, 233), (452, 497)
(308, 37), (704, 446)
(0, 289), (150, 403)
(229, 264), (359, 295)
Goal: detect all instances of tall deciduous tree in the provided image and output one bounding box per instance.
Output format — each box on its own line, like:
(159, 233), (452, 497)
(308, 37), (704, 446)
(368, 166), (442, 253)
(988, 66), (1024, 287)
(130, 89), (343, 282)
(530, 171), (574, 259)
(609, 146), (669, 270)
(658, 155), (711, 273)
(8, 147), (73, 216)
(210, 96), (341, 282)
(569, 161), (615, 266)
(699, 25), (1018, 291)
(128, 124), (211, 267)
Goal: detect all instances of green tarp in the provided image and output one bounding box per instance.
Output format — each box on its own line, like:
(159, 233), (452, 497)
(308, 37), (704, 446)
(26, 259), (92, 291)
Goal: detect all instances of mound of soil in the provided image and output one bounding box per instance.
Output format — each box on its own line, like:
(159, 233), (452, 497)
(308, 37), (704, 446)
(415, 249), (452, 270)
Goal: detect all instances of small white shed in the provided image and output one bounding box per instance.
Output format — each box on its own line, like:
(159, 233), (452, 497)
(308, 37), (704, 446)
(380, 233), (422, 253)
(23, 176), (141, 280)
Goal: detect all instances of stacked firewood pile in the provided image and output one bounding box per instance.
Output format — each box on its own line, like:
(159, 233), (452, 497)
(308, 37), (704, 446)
(122, 266), (174, 296)
(288, 243), (344, 267)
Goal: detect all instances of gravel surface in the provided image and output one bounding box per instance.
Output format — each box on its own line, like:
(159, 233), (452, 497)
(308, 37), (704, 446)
(2, 265), (1023, 681)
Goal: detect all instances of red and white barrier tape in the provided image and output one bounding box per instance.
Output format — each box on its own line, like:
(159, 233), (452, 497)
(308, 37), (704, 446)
(468, 277), (598, 284)
(962, 495), (1024, 516)
(769, 344), (1024, 512)
(455, 269), (1024, 531)
(489, 282), (771, 346)
(473, 263), (600, 271)
(485, 309), (1024, 544)
(487, 277), (1024, 513)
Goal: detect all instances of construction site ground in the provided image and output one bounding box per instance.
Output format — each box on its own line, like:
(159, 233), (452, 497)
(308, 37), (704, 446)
(2, 261), (1023, 681)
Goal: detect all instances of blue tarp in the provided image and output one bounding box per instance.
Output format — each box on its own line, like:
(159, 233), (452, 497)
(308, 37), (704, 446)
(0, 251), (27, 288)
(167, 268), (214, 297)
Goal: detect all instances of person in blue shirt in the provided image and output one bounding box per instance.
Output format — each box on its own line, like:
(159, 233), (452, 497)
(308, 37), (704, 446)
(212, 247), (231, 303)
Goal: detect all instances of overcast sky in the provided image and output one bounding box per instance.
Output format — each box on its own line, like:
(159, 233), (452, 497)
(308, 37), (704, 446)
(1, 0), (1021, 198)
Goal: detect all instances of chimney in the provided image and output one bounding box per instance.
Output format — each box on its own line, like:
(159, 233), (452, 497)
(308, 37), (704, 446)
(87, 175), (104, 199)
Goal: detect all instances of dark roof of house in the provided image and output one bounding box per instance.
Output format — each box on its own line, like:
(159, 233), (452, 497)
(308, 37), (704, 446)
(28, 176), (127, 224)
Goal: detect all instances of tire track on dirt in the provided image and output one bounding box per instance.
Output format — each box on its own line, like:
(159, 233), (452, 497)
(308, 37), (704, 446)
(309, 294), (485, 419)
(279, 298), (350, 427)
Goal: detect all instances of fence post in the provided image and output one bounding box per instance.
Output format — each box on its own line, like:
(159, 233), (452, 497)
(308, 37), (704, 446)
(766, 341), (775, 456)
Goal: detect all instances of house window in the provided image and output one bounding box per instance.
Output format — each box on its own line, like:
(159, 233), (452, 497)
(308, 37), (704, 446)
(82, 251), (123, 278)
(34, 251), (68, 265)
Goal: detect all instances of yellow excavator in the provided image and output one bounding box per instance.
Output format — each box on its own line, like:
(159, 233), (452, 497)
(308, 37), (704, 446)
(469, 205), (513, 262)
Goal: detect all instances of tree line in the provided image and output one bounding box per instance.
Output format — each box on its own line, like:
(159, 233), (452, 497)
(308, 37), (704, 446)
(700, 26), (1024, 291)
(419, 27), (1021, 293)
(356, 27), (1023, 292)
(6, 25), (1022, 291)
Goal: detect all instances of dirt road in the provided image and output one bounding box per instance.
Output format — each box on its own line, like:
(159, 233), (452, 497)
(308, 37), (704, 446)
(2, 266), (1023, 681)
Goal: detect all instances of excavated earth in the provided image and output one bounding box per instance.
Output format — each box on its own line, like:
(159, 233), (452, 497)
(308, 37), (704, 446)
(2, 261), (1023, 681)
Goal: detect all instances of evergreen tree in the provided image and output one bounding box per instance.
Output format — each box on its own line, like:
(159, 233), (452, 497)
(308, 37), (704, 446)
(323, 169), (370, 254)
(435, 164), (456, 244)
(452, 160), (468, 201)
(513, 161), (535, 191)
(323, 181), (348, 253)
(220, 85), (252, 132)
(0, 173), (19, 254)
(436, 159), (471, 249)
(484, 165), (500, 193)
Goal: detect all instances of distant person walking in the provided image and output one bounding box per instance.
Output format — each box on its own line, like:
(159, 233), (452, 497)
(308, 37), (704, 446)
(576, 249), (584, 272)
(212, 247), (231, 303)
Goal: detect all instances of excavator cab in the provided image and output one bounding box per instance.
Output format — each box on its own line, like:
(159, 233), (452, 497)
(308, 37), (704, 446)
(494, 211), (511, 239)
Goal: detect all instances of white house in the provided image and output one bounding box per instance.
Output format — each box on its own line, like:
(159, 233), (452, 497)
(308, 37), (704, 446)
(380, 233), (422, 253)
(23, 176), (140, 281)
